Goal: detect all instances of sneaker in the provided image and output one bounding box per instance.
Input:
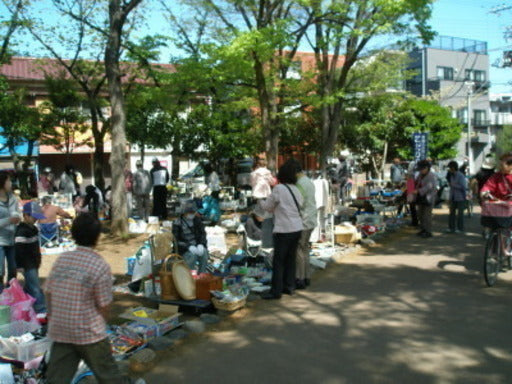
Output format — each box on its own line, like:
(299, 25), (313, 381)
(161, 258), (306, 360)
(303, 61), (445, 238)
(132, 379), (146, 384)
(416, 230), (426, 236)
(454, 230), (465, 234)
(420, 232), (433, 238)
(444, 229), (455, 234)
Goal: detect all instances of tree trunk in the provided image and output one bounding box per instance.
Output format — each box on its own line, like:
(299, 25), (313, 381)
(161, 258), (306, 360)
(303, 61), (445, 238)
(90, 103), (106, 192)
(171, 152), (180, 180)
(380, 141), (388, 180)
(106, 0), (129, 237)
(93, 134), (105, 192)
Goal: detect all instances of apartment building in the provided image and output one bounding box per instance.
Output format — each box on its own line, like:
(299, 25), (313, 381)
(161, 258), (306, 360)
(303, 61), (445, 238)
(406, 36), (492, 172)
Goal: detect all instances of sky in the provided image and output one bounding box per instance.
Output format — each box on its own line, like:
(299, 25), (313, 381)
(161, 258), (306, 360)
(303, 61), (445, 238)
(3, 0), (512, 94)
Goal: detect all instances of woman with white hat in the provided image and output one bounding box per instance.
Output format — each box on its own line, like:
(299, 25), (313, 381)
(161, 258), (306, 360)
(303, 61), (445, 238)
(474, 155), (496, 204)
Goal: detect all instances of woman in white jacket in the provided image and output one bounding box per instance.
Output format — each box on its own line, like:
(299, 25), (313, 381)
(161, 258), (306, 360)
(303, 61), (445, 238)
(260, 161), (303, 299)
(0, 173), (20, 290)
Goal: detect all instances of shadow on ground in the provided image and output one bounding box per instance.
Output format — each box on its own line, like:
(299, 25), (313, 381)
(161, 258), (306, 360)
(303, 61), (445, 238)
(143, 208), (512, 384)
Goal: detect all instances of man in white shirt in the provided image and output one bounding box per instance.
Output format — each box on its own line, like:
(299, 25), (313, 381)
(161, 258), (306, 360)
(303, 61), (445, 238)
(150, 158), (169, 220)
(289, 160), (317, 289)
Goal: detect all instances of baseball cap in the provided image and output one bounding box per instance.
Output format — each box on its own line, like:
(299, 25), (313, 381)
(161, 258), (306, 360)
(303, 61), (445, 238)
(22, 201), (46, 220)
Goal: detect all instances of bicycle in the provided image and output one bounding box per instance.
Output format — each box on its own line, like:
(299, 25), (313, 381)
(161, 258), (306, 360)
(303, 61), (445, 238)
(483, 227), (512, 286)
(481, 199), (512, 287)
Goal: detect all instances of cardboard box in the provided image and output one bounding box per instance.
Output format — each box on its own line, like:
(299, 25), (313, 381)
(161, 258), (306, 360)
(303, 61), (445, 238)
(120, 306), (181, 337)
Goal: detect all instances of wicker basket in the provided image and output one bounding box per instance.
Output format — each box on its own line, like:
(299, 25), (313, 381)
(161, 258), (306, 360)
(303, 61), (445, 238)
(212, 297), (246, 312)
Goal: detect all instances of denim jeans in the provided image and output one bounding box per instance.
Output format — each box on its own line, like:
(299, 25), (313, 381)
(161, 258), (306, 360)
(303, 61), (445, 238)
(0, 246), (16, 289)
(23, 269), (46, 313)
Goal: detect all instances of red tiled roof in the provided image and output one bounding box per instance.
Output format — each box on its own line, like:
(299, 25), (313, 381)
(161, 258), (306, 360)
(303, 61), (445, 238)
(0, 56), (176, 82)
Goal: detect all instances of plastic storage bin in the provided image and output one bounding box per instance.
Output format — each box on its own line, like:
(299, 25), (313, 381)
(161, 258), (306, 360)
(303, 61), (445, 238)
(0, 321), (40, 338)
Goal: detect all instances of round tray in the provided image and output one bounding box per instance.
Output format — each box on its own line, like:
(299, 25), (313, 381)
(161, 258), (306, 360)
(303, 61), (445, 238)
(172, 260), (196, 300)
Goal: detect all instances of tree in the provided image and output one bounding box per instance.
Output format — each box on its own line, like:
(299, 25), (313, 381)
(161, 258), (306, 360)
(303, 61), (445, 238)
(39, 76), (92, 160)
(3, 0), (112, 191)
(305, 0), (435, 170)
(496, 125), (512, 156)
(105, 0), (143, 236)
(0, 77), (42, 173)
(343, 94), (462, 177)
(0, 0), (26, 64)
(170, 0), (313, 170)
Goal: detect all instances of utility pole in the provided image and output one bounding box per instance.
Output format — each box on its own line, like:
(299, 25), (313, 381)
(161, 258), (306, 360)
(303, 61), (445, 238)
(466, 81), (474, 174)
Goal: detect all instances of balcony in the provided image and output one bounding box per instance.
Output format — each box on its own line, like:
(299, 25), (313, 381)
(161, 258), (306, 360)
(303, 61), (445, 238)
(491, 113), (512, 126)
(458, 118), (490, 127)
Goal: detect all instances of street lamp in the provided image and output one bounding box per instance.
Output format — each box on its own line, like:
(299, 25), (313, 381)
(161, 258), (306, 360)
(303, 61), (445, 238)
(465, 81), (474, 174)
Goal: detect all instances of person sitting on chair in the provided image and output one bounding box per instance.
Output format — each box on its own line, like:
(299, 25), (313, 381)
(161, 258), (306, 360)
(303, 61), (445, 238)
(39, 196), (72, 247)
(172, 201), (208, 273)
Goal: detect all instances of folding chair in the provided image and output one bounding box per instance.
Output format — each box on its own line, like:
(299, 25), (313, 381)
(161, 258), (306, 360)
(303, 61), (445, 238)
(39, 222), (59, 248)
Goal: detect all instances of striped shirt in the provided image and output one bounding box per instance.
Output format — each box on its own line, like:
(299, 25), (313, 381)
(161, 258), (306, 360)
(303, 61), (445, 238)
(44, 246), (113, 345)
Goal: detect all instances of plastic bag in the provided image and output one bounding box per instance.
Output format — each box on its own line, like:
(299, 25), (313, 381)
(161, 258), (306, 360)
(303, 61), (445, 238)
(131, 246), (152, 282)
(0, 279), (38, 325)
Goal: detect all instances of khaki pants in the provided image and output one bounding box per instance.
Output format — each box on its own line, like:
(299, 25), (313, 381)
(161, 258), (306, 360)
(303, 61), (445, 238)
(296, 228), (314, 280)
(418, 204), (433, 234)
(47, 338), (127, 384)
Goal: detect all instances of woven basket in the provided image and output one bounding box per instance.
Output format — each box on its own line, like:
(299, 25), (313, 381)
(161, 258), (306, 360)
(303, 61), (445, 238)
(212, 297), (246, 312)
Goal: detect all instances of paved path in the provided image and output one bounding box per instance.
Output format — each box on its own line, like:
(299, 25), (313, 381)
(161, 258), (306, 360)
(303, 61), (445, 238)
(143, 208), (512, 384)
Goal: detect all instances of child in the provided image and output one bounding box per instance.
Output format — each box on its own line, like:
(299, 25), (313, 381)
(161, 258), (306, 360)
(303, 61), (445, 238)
(14, 201), (46, 314)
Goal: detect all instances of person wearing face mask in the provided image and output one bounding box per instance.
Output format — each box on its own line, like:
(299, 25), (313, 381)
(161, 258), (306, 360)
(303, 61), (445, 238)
(172, 201), (208, 273)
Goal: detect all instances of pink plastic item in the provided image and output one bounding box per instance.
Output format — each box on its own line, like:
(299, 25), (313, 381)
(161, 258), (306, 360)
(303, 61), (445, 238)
(0, 279), (38, 325)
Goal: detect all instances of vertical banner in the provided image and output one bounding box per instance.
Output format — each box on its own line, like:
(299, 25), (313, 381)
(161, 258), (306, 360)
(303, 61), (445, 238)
(412, 132), (428, 162)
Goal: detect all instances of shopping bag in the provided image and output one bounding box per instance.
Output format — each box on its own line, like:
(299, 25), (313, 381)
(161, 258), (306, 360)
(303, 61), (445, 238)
(0, 279), (38, 325)
(131, 246), (152, 282)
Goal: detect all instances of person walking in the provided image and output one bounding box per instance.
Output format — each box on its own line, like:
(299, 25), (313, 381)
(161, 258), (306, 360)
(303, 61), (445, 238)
(0, 173), (20, 290)
(124, 168), (134, 217)
(414, 160), (438, 238)
(133, 160), (152, 221)
(289, 160), (317, 290)
(406, 171), (419, 227)
(203, 163), (221, 199)
(445, 161), (468, 234)
(59, 165), (77, 197)
(250, 157), (275, 248)
(260, 160), (303, 300)
(45, 214), (145, 384)
(390, 157), (404, 188)
(150, 158), (169, 220)
(335, 151), (351, 205)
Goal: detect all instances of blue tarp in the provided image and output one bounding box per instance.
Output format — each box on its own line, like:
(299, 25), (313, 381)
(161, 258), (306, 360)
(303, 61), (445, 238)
(0, 127), (39, 157)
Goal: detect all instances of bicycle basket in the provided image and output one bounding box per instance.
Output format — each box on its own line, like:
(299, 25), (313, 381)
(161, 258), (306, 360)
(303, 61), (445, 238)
(481, 201), (512, 228)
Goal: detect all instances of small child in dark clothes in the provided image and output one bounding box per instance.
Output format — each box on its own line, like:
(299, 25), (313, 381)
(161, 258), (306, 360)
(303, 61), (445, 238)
(14, 201), (46, 313)
(244, 205), (265, 241)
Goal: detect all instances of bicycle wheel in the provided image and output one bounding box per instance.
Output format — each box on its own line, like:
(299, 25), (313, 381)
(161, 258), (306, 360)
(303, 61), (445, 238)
(484, 231), (501, 287)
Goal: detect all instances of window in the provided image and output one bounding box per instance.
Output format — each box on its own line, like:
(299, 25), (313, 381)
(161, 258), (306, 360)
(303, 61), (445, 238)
(457, 108), (468, 123)
(473, 110), (487, 125)
(473, 70), (486, 82)
(437, 66), (454, 80)
(464, 69), (486, 82)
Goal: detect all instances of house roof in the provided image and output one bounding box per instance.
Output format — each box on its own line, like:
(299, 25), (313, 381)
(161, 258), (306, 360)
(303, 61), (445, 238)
(0, 56), (176, 83)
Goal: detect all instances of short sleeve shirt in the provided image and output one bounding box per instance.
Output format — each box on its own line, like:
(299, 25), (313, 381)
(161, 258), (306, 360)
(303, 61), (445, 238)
(44, 246), (113, 345)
